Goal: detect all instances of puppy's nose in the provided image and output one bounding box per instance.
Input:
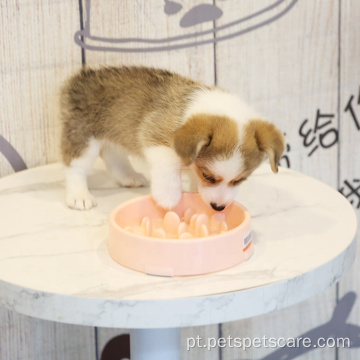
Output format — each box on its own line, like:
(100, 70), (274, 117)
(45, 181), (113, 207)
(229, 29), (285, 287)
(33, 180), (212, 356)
(210, 203), (225, 211)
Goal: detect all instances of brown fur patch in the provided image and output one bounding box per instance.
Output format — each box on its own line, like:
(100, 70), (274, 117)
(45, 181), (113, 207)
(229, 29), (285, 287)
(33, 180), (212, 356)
(173, 114), (238, 165)
(241, 119), (285, 173)
(60, 66), (206, 165)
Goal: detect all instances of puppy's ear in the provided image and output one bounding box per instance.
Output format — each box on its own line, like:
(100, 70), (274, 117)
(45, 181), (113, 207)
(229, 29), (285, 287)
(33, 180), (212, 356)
(173, 116), (212, 165)
(250, 119), (285, 173)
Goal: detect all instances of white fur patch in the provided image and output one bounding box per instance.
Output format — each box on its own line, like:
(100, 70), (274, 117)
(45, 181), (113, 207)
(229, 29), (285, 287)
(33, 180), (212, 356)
(210, 156), (245, 182)
(184, 88), (261, 128)
(195, 156), (244, 208)
(198, 181), (238, 209)
(144, 146), (183, 209)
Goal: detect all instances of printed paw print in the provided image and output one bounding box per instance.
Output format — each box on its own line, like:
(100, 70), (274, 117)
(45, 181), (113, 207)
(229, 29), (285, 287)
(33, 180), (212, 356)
(164, 0), (223, 28)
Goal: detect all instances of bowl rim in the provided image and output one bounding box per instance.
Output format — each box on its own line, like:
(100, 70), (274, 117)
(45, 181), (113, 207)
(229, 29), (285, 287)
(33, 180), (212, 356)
(109, 193), (251, 243)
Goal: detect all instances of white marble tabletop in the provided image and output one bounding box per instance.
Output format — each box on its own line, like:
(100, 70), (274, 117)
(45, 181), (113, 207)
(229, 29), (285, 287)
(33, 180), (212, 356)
(0, 161), (357, 328)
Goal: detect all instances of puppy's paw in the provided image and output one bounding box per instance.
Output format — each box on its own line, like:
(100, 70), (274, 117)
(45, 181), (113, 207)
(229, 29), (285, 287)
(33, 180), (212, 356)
(117, 172), (148, 188)
(152, 184), (182, 210)
(66, 193), (97, 210)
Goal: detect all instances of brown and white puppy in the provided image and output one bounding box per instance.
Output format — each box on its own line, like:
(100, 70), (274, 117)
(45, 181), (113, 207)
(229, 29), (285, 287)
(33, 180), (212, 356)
(60, 66), (284, 211)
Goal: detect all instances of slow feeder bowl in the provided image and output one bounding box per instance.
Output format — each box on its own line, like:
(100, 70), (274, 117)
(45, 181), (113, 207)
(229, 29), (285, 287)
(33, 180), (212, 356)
(108, 193), (253, 276)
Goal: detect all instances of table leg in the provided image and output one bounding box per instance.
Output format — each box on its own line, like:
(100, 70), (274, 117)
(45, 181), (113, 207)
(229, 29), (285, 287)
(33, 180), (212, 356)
(130, 327), (180, 360)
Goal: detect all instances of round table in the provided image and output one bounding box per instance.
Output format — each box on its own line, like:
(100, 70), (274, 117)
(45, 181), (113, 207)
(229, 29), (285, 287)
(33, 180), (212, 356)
(0, 162), (357, 360)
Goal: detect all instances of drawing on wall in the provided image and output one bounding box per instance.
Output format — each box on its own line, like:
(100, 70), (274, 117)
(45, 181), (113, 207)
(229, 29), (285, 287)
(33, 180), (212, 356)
(344, 87), (360, 131)
(74, 0), (299, 52)
(340, 179), (360, 209)
(260, 292), (359, 359)
(280, 134), (291, 168)
(164, 0), (184, 16)
(299, 109), (338, 157)
(0, 134), (27, 172)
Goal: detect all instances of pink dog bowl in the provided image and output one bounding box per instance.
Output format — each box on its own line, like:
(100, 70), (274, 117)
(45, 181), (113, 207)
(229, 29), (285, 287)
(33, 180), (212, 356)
(108, 193), (253, 276)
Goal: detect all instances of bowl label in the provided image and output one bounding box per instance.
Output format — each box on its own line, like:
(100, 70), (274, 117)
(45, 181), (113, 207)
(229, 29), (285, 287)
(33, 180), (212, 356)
(243, 231), (252, 251)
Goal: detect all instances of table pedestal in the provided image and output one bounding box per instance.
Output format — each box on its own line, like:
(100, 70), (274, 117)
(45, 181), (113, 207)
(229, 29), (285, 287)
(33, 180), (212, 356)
(130, 328), (180, 360)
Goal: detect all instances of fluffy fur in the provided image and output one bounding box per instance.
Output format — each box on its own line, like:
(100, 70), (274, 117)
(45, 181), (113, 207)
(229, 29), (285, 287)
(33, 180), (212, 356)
(60, 66), (285, 211)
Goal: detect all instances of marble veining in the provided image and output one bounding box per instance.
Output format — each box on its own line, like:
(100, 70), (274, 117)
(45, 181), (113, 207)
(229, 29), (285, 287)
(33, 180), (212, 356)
(0, 161), (357, 328)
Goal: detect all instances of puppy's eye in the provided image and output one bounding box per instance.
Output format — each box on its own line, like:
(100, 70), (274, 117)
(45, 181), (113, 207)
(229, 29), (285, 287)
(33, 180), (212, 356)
(202, 173), (216, 184)
(232, 178), (246, 186)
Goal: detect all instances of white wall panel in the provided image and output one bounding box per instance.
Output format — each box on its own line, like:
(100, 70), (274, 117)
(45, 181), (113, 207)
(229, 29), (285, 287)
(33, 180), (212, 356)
(338, 0), (360, 359)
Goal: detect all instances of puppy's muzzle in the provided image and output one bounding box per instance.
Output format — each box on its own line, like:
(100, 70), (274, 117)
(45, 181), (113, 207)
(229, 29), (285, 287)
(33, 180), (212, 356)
(210, 202), (226, 211)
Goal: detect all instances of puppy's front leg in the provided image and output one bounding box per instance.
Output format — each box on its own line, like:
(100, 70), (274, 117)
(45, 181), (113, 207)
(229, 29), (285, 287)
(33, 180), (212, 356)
(144, 146), (182, 209)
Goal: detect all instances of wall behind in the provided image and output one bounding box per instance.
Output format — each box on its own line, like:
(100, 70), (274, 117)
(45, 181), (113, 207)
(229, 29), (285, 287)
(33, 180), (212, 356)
(0, 1), (359, 359)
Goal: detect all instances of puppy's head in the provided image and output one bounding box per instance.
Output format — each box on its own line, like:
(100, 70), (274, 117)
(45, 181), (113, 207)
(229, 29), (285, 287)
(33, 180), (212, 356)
(174, 114), (285, 210)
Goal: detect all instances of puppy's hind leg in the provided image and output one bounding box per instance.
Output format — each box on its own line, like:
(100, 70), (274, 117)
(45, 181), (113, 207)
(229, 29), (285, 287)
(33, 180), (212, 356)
(101, 144), (148, 188)
(65, 138), (101, 210)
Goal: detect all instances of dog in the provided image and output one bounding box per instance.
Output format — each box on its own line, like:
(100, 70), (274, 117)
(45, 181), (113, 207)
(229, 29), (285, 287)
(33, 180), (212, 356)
(60, 66), (285, 211)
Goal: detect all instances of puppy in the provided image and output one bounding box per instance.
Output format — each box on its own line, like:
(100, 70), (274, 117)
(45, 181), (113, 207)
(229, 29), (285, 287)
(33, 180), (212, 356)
(60, 66), (284, 211)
